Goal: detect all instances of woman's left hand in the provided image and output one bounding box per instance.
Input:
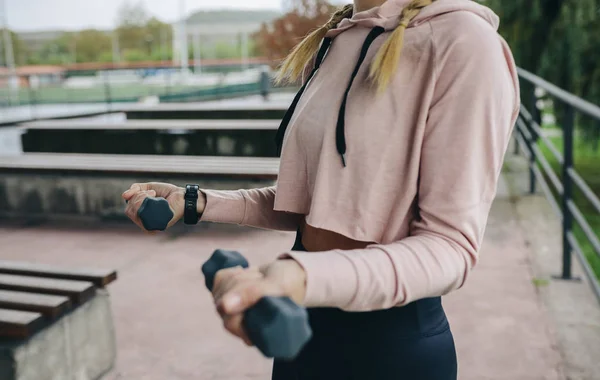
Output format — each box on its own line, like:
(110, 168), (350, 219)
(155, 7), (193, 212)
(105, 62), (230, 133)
(212, 259), (307, 346)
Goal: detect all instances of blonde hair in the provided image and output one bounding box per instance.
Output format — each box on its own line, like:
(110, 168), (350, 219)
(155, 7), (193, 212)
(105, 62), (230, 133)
(276, 0), (435, 93)
(275, 4), (354, 84)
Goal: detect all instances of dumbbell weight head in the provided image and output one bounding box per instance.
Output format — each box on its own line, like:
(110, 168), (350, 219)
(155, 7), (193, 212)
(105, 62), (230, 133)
(245, 297), (312, 360)
(137, 197), (174, 231)
(202, 249), (249, 291)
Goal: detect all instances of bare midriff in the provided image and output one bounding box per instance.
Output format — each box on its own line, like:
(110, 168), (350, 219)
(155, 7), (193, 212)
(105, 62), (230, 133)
(299, 217), (374, 252)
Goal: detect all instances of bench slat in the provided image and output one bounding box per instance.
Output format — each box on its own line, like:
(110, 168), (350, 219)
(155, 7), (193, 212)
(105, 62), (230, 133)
(0, 261), (117, 287)
(1, 154), (279, 168)
(0, 153), (280, 177)
(0, 308), (45, 338)
(0, 274), (96, 305)
(19, 119), (281, 130)
(0, 290), (71, 319)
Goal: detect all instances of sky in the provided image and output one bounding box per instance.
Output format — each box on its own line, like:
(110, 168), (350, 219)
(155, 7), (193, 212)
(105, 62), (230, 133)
(2, 0), (286, 32)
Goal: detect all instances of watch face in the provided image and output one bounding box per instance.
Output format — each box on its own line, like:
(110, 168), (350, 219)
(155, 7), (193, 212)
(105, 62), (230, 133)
(186, 185), (199, 198)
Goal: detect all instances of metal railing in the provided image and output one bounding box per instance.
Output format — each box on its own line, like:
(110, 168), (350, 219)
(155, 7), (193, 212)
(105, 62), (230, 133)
(515, 67), (600, 303)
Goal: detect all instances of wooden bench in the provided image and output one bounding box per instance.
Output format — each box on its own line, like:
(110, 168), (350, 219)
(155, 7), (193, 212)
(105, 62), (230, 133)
(0, 261), (117, 380)
(19, 119), (280, 157)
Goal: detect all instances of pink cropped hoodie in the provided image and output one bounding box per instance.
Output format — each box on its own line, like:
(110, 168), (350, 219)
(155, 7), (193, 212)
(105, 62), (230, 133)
(200, 0), (520, 312)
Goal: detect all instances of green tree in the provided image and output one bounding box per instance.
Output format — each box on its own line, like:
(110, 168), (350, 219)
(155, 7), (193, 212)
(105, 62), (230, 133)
(122, 48), (150, 61)
(144, 17), (173, 57)
(73, 29), (112, 63)
(36, 33), (76, 64)
(481, 0), (600, 145)
(115, 1), (150, 51)
(481, 1), (599, 108)
(115, 2), (172, 59)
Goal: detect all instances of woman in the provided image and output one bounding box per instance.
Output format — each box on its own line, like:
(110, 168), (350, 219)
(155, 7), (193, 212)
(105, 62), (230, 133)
(123, 0), (520, 378)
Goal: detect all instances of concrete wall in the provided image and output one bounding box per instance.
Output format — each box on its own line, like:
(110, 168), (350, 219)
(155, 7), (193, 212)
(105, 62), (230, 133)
(0, 173), (274, 222)
(0, 290), (116, 380)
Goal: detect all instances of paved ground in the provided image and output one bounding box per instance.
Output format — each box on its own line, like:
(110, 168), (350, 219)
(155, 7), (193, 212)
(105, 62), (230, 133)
(503, 152), (600, 380)
(0, 174), (579, 380)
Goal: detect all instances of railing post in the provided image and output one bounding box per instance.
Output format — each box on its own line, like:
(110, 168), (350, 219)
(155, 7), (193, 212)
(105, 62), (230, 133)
(27, 75), (38, 120)
(166, 70), (171, 97)
(513, 128), (520, 155)
(528, 87), (540, 194)
(561, 105), (575, 279)
(103, 71), (112, 112)
(531, 87), (542, 126)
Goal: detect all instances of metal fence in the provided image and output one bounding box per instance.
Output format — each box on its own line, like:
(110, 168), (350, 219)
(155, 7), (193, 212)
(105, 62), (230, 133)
(514, 67), (600, 303)
(0, 67), (288, 108)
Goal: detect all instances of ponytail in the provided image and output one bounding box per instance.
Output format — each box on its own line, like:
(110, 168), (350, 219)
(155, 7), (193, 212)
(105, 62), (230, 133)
(370, 0), (435, 93)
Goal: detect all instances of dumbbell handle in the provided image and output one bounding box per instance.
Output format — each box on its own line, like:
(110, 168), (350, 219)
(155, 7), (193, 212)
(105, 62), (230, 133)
(137, 197), (173, 231)
(202, 250), (312, 359)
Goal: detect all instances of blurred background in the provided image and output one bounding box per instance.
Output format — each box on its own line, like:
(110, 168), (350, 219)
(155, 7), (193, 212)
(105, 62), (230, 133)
(0, 1), (599, 380)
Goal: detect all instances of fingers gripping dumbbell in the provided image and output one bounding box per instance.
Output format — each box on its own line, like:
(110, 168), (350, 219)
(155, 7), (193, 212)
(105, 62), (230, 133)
(202, 249), (312, 360)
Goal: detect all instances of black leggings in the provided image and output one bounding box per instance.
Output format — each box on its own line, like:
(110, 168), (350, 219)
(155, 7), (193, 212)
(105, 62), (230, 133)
(272, 232), (458, 380)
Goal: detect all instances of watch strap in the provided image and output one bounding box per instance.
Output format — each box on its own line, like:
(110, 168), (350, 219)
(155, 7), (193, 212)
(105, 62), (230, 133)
(184, 184), (200, 225)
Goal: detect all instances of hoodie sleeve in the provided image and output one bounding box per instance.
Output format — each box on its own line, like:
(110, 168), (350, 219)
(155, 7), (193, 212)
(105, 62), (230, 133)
(200, 187), (303, 231)
(280, 16), (520, 311)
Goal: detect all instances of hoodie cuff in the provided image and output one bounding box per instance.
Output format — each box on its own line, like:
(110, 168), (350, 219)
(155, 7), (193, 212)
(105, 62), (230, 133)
(199, 189), (246, 225)
(278, 250), (358, 308)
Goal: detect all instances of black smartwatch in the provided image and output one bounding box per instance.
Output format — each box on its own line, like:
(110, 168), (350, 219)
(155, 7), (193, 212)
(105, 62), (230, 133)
(184, 184), (200, 225)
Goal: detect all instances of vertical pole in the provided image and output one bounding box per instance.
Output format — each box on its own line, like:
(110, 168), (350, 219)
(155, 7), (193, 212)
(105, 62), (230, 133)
(166, 69), (171, 97)
(513, 122), (520, 155)
(179, 0), (188, 77)
(528, 87), (538, 194)
(0, 24), (4, 109)
(260, 67), (270, 101)
(1, 0), (17, 105)
(103, 71), (112, 112)
(27, 75), (37, 120)
(72, 39), (77, 64)
(161, 27), (167, 64)
(193, 31), (201, 74)
(561, 105), (575, 279)
(0, 22), (3, 67)
(241, 32), (249, 70)
(172, 24), (179, 66)
(112, 32), (120, 64)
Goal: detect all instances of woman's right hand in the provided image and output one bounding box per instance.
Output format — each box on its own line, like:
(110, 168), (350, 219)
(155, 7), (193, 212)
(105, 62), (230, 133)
(122, 182), (205, 232)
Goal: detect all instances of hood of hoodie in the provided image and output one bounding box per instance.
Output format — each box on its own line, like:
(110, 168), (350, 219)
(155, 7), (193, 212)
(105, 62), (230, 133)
(324, 0), (500, 38)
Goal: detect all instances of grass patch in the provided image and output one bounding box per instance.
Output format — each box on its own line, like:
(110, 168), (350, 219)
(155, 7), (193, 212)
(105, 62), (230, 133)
(532, 277), (551, 287)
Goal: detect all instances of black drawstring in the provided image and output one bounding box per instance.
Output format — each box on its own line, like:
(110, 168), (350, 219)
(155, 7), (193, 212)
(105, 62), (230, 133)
(275, 38), (333, 156)
(275, 27), (385, 167)
(336, 26), (385, 167)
